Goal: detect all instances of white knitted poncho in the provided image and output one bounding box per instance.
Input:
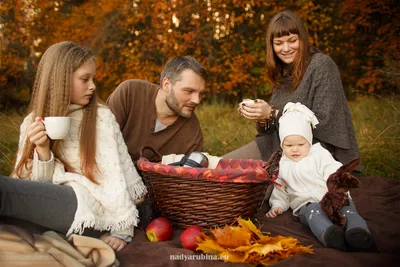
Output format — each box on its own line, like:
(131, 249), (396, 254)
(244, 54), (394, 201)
(15, 104), (147, 236)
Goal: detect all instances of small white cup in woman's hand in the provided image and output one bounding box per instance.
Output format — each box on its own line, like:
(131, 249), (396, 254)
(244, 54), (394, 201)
(240, 99), (255, 106)
(43, 117), (71, 140)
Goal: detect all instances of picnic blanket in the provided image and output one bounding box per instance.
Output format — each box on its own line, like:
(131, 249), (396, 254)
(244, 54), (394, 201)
(0, 175), (398, 266)
(117, 176), (400, 267)
(0, 225), (119, 267)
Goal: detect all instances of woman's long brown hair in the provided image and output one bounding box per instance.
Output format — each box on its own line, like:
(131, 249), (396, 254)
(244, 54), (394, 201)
(13, 41), (99, 184)
(266, 10), (318, 91)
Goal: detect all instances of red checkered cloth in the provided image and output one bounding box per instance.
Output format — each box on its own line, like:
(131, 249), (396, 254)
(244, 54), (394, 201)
(137, 157), (272, 183)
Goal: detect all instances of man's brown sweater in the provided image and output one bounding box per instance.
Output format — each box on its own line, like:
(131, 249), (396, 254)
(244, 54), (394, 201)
(106, 79), (203, 162)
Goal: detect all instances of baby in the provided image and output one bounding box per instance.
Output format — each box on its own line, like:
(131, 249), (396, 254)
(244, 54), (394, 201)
(267, 102), (376, 252)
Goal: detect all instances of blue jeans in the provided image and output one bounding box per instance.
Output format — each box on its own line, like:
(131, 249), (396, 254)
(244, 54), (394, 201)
(298, 200), (368, 244)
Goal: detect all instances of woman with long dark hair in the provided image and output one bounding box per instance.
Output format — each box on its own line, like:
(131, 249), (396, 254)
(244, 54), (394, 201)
(225, 10), (360, 170)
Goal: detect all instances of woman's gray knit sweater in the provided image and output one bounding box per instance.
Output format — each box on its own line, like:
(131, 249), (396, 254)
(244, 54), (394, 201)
(255, 53), (360, 170)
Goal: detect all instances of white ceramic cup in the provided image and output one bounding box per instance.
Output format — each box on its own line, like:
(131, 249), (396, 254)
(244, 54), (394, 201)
(240, 100), (255, 105)
(43, 116), (71, 140)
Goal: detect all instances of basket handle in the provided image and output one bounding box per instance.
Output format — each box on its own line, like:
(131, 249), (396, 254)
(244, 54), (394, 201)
(139, 146), (163, 162)
(264, 150), (281, 177)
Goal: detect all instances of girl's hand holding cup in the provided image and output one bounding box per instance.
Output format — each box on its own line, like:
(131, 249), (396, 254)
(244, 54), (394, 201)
(27, 117), (51, 161)
(28, 116), (70, 161)
(27, 117), (50, 148)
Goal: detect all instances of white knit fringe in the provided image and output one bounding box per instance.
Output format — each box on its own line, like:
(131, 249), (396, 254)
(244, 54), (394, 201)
(66, 207), (139, 237)
(127, 179), (148, 200)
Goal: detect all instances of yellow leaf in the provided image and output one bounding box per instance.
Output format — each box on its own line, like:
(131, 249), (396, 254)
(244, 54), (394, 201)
(212, 225), (252, 248)
(237, 217), (268, 239)
(196, 238), (226, 254)
(219, 251), (246, 263)
(247, 242), (284, 255)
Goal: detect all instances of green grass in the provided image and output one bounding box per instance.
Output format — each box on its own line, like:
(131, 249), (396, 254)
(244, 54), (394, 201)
(350, 95), (400, 178)
(196, 102), (257, 156)
(1, 96), (399, 178)
(0, 112), (23, 176)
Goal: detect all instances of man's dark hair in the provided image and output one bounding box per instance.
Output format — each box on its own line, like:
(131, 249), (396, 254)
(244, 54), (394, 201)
(160, 56), (208, 85)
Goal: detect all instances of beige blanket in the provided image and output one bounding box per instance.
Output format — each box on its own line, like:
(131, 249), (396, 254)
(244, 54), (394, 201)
(0, 225), (119, 267)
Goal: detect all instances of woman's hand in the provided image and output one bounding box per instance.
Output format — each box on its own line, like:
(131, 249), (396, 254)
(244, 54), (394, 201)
(100, 234), (127, 251)
(238, 99), (272, 121)
(27, 117), (51, 161)
(266, 207), (283, 218)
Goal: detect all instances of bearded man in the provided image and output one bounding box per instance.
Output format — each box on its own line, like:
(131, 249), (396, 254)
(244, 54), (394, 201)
(106, 56), (207, 163)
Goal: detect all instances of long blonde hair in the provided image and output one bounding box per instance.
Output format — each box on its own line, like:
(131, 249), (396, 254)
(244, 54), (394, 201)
(13, 41), (99, 183)
(266, 10), (318, 91)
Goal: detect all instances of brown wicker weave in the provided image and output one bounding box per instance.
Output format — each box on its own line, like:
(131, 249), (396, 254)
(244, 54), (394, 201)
(139, 147), (281, 230)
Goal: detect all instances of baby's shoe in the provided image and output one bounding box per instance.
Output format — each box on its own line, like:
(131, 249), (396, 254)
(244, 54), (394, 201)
(345, 227), (377, 252)
(322, 225), (348, 251)
(299, 203), (348, 251)
(342, 205), (377, 252)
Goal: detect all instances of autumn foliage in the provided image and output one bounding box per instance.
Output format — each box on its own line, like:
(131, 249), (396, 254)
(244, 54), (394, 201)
(196, 217), (313, 266)
(1, 0), (399, 110)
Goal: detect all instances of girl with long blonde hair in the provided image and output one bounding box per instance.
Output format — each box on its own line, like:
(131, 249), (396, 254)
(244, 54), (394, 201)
(1, 41), (147, 251)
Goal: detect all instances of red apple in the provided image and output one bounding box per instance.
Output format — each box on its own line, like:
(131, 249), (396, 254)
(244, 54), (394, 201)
(146, 217), (173, 242)
(180, 225), (203, 250)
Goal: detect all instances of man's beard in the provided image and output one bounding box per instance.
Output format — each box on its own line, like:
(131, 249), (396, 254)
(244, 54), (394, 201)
(165, 88), (195, 118)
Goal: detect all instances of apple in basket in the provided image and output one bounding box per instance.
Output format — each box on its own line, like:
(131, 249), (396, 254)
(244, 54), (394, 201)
(146, 217), (173, 242)
(180, 225), (204, 251)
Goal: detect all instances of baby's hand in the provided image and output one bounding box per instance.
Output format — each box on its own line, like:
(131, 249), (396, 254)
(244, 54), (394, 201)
(100, 234), (127, 251)
(266, 207), (283, 218)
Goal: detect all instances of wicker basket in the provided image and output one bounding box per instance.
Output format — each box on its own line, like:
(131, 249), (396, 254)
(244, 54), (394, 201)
(137, 146), (280, 230)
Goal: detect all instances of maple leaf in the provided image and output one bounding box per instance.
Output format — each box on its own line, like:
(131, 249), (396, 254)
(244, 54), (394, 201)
(212, 225), (252, 248)
(237, 217), (268, 240)
(196, 217), (314, 266)
(219, 251), (247, 263)
(196, 238), (227, 255)
(246, 242), (284, 255)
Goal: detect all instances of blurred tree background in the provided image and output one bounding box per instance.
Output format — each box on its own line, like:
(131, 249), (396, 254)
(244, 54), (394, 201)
(0, 0), (399, 111)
